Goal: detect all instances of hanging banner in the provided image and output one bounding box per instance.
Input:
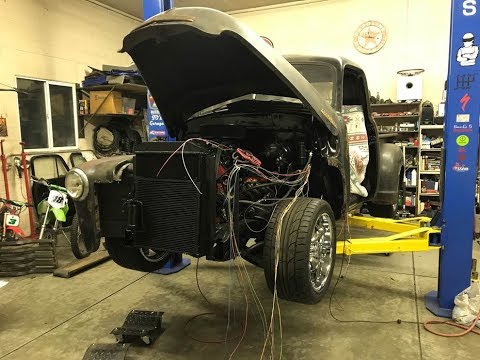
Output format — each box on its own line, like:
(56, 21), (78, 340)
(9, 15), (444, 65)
(146, 90), (167, 141)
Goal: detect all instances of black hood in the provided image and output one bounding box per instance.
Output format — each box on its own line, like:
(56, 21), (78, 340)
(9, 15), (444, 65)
(121, 7), (339, 137)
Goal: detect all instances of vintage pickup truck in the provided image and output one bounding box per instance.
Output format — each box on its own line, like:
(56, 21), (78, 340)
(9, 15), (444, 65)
(66, 7), (403, 304)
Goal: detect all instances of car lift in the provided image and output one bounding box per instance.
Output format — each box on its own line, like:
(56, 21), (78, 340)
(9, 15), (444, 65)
(424, 0), (480, 317)
(143, 0), (192, 276)
(336, 216), (441, 256)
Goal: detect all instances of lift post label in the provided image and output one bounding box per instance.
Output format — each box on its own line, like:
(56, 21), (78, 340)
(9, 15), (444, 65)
(437, 0), (480, 310)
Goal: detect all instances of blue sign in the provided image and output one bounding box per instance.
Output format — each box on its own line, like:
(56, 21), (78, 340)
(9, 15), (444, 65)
(143, 0), (173, 19)
(143, 0), (175, 142)
(146, 90), (168, 141)
(426, 0), (480, 315)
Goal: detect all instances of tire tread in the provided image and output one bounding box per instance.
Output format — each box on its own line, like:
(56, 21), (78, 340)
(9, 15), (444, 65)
(263, 197), (336, 304)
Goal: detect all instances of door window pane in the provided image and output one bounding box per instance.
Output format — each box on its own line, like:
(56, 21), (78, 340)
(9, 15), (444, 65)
(17, 79), (48, 149)
(49, 84), (75, 147)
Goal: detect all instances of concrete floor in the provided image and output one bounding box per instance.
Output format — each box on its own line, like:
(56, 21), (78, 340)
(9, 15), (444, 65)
(0, 237), (479, 359)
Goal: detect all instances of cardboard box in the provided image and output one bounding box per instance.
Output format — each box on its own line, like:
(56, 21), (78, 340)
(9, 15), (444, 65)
(90, 91), (123, 114)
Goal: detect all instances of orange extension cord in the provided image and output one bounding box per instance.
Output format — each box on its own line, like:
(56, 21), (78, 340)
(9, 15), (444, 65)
(423, 310), (480, 337)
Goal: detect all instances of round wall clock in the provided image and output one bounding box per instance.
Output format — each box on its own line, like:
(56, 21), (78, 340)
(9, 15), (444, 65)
(353, 21), (387, 55)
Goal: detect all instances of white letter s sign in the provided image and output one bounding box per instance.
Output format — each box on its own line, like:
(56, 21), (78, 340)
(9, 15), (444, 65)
(463, 0), (477, 16)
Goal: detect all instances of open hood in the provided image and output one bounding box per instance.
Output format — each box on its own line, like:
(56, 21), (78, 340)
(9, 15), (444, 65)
(121, 7), (339, 137)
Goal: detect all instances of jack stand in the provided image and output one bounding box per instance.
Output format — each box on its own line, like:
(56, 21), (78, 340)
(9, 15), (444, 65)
(83, 310), (164, 359)
(154, 253), (191, 275)
(111, 310), (164, 346)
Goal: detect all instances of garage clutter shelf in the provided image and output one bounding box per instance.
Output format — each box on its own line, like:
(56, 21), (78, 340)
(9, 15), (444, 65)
(372, 101), (444, 216)
(419, 124), (443, 213)
(372, 102), (421, 215)
(78, 84), (148, 157)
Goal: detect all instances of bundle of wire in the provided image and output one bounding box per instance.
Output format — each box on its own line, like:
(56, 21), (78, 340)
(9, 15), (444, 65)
(157, 138), (312, 359)
(224, 147), (312, 359)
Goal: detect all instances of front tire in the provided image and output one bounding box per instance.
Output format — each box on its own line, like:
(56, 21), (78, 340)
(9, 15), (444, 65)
(104, 237), (172, 272)
(263, 197), (336, 304)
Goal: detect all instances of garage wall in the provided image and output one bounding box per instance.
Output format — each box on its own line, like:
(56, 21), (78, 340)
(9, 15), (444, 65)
(233, 0), (451, 107)
(0, 0), (140, 232)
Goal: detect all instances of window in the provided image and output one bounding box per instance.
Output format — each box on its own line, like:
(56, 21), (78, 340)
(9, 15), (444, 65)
(17, 77), (78, 150)
(290, 63), (336, 107)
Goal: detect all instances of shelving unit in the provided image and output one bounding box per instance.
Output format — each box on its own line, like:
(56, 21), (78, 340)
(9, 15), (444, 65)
(421, 125), (444, 130)
(378, 131), (417, 134)
(374, 116), (419, 121)
(371, 101), (445, 215)
(77, 83), (148, 157)
(79, 113), (142, 118)
(418, 123), (443, 213)
(371, 102), (420, 215)
(81, 83), (148, 94)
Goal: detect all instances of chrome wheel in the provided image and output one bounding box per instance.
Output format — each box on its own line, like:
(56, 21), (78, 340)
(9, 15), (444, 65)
(140, 248), (170, 263)
(309, 212), (334, 292)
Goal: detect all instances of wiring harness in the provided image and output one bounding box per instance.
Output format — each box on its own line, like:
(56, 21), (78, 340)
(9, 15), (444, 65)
(156, 138), (312, 358)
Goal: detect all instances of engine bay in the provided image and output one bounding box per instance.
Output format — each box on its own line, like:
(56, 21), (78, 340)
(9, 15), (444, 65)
(109, 106), (347, 267)
(179, 111), (334, 264)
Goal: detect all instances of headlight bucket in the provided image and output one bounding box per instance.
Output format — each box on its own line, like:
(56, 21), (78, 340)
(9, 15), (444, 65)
(65, 169), (89, 200)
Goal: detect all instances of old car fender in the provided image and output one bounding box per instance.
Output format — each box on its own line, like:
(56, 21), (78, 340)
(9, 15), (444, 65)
(71, 155), (134, 254)
(371, 143), (404, 205)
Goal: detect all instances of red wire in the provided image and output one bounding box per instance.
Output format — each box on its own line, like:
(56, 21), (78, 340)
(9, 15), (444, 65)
(183, 312), (245, 344)
(184, 258), (246, 346)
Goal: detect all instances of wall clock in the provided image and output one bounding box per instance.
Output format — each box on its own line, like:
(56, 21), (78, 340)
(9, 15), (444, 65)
(353, 21), (387, 55)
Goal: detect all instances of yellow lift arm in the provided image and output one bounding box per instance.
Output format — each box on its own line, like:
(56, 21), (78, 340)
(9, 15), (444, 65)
(336, 215), (442, 255)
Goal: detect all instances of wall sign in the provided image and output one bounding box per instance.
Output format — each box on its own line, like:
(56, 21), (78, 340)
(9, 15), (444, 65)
(146, 90), (167, 141)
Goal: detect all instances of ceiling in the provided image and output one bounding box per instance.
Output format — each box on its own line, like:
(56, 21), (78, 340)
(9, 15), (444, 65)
(95, 0), (305, 19)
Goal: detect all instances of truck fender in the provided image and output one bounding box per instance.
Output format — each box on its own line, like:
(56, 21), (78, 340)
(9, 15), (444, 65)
(371, 143), (404, 205)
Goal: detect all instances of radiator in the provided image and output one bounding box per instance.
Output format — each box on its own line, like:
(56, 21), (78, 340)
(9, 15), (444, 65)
(132, 142), (216, 257)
